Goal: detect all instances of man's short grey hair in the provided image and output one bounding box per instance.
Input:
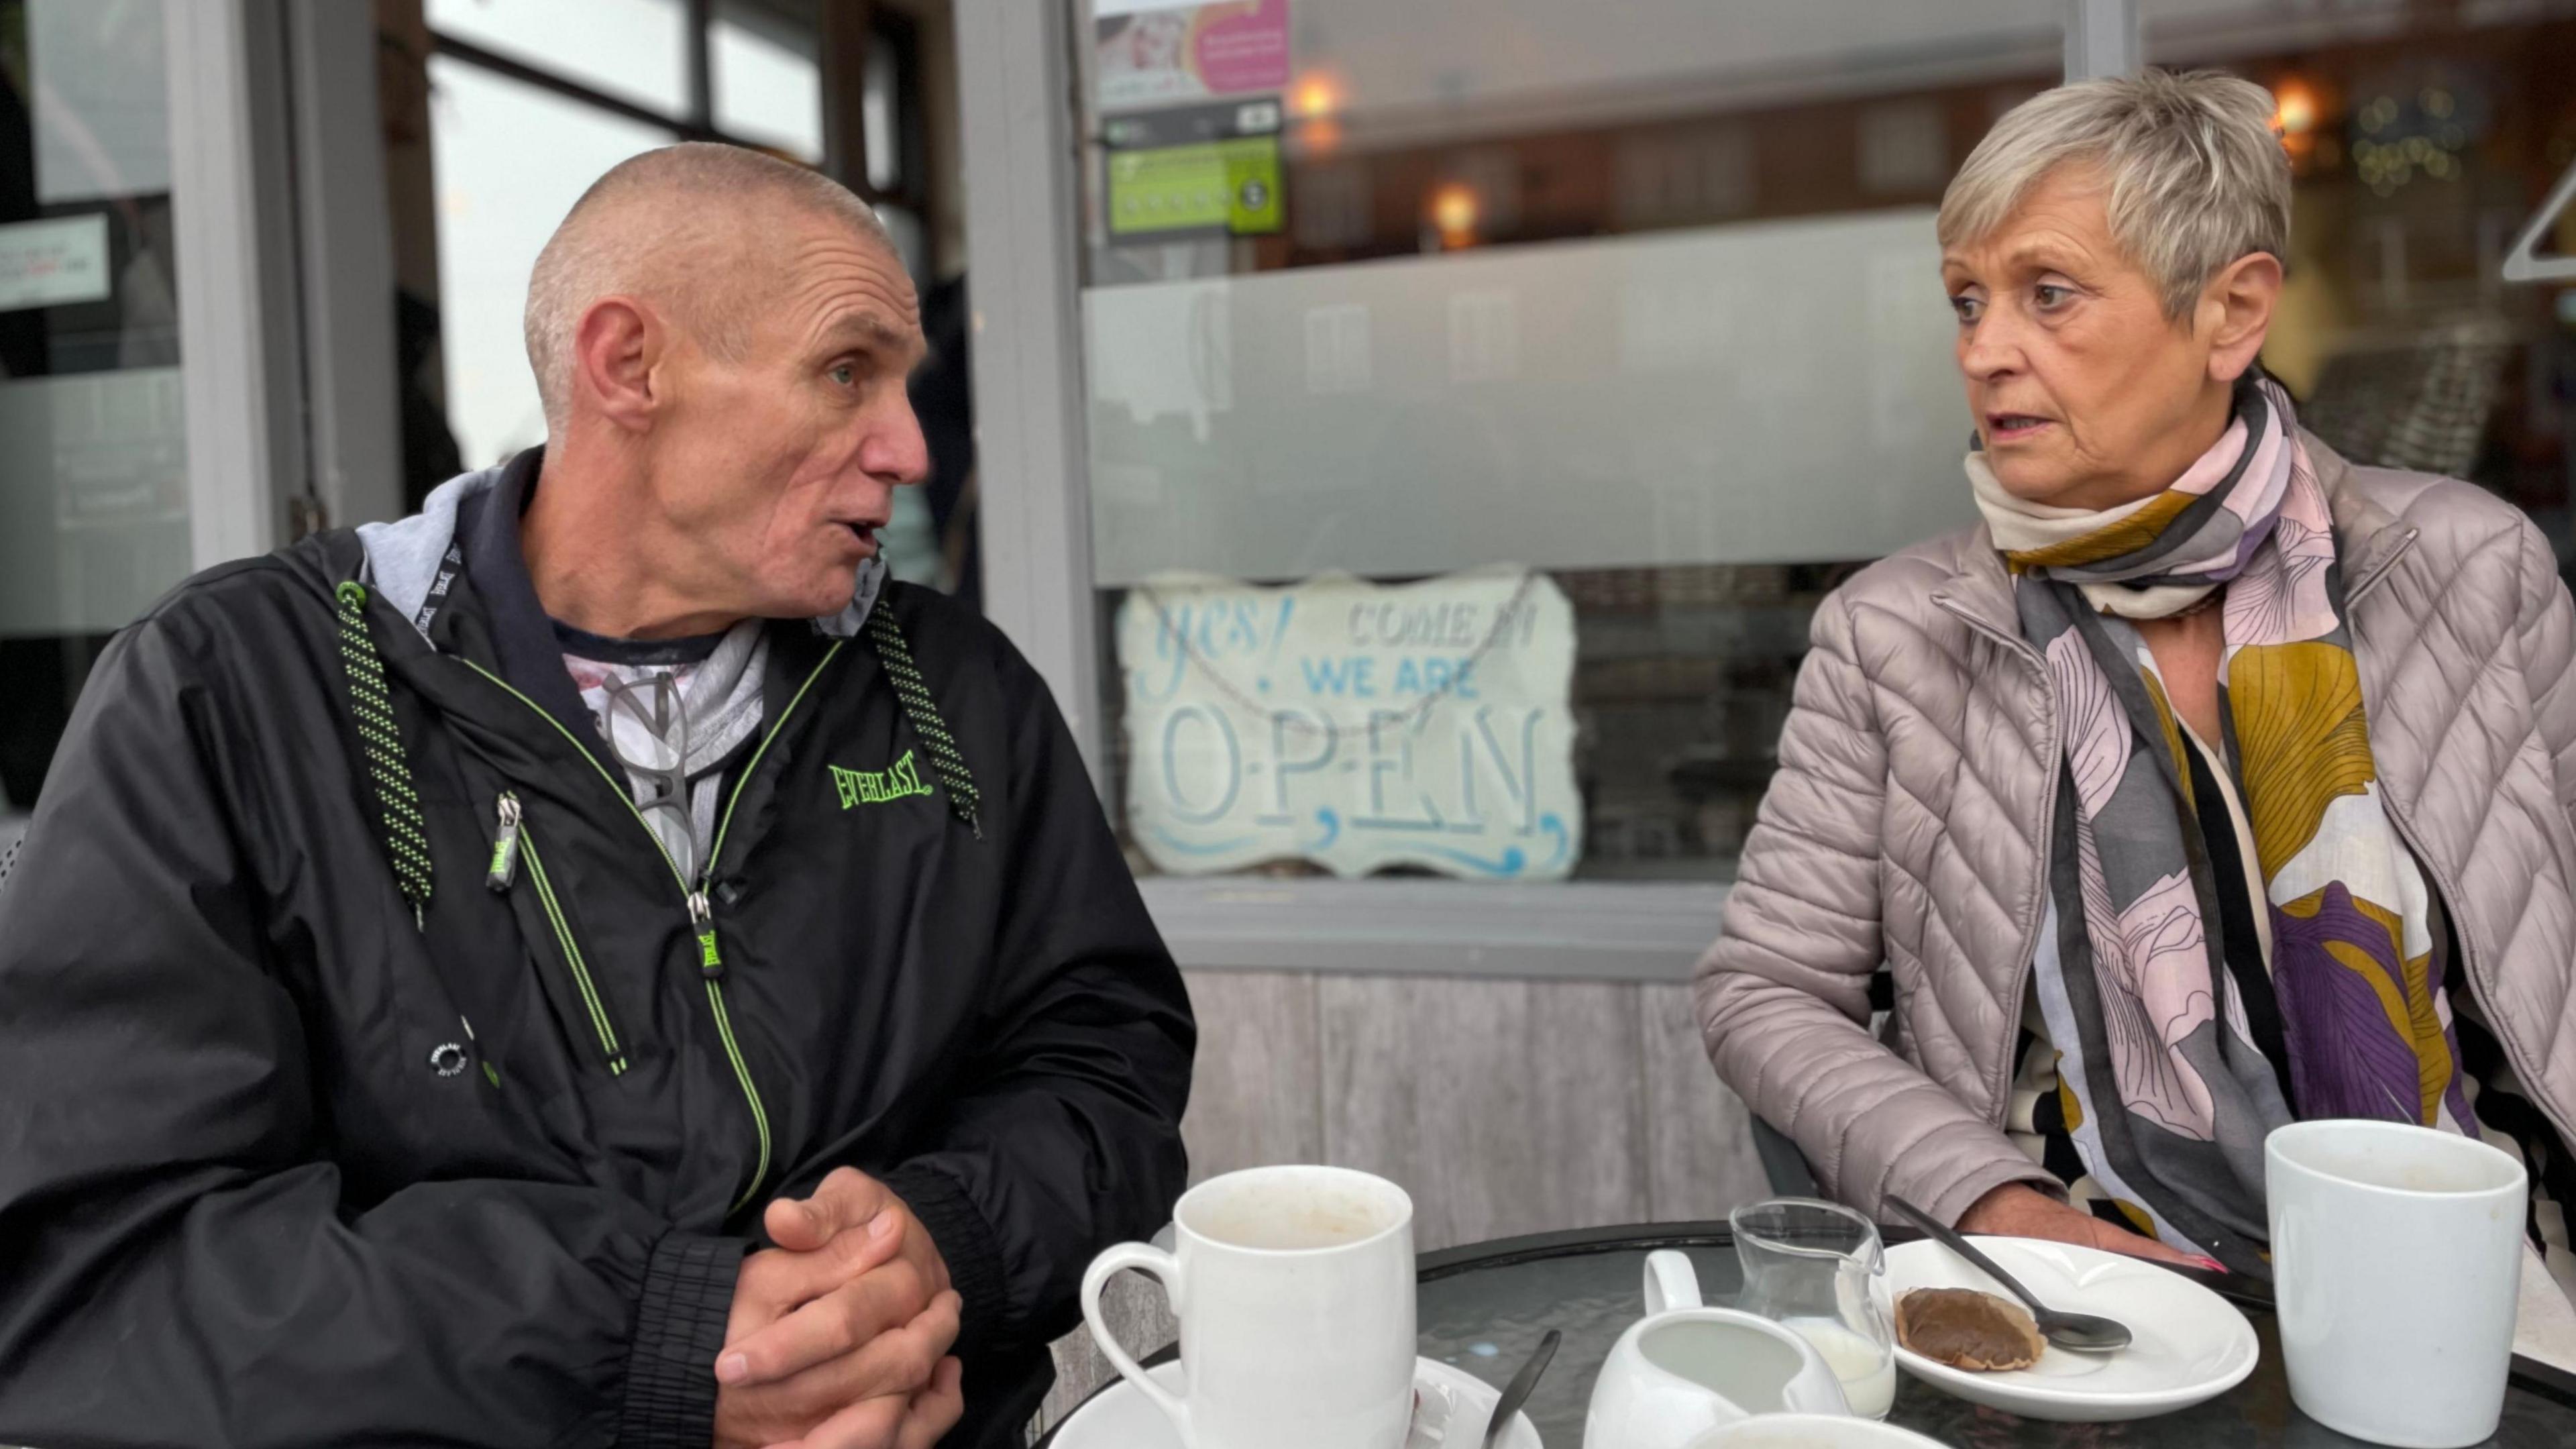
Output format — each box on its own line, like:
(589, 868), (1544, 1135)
(1938, 69), (2290, 319)
(523, 143), (892, 437)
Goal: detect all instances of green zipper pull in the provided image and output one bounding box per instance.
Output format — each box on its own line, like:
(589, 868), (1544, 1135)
(487, 792), (523, 892)
(689, 890), (724, 979)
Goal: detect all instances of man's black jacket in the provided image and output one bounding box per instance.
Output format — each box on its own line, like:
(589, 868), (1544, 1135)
(0, 508), (1194, 1445)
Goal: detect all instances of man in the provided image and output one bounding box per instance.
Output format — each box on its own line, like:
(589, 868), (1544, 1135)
(0, 144), (1195, 1448)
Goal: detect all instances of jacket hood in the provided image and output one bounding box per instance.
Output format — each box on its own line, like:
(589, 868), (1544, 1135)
(354, 455), (886, 641)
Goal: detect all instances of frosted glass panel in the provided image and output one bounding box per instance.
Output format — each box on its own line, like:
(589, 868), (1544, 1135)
(1069, 0), (2060, 881)
(3, 0), (189, 641)
(28, 0), (170, 205)
(1285, 0), (2061, 115)
(0, 371), (190, 635)
(2, 2), (192, 809)
(1085, 210), (1973, 587)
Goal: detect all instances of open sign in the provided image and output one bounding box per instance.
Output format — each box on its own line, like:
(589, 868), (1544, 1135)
(1118, 569), (1580, 879)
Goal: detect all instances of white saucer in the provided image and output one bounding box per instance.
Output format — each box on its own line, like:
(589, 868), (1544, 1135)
(1884, 1236), (2259, 1423)
(1047, 1355), (1544, 1448)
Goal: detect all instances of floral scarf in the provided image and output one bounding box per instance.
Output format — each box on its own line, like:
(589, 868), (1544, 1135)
(1969, 376), (2476, 1273)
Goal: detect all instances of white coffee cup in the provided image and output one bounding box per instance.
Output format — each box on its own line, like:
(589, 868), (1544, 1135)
(2267, 1120), (2527, 1448)
(1082, 1165), (1417, 1449)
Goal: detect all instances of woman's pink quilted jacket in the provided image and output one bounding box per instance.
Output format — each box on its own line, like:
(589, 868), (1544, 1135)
(1695, 435), (2576, 1226)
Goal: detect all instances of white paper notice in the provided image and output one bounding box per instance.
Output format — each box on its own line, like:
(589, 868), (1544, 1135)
(1118, 568), (1581, 880)
(0, 215), (111, 313)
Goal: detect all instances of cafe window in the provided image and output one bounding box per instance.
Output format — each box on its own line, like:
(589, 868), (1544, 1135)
(425, 55), (676, 470)
(715, 0), (827, 164)
(426, 0), (692, 116)
(1, 1), (192, 815)
(1070, 1), (2068, 887)
(2141, 0), (2576, 576)
(424, 0), (934, 467)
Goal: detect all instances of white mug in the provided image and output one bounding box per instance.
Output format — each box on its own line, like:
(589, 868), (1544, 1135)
(2267, 1120), (2527, 1448)
(1082, 1165), (1417, 1449)
(1585, 1250), (1851, 1449)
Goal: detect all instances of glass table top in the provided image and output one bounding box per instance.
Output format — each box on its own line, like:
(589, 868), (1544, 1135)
(1042, 1222), (2576, 1446)
(1410, 1224), (2576, 1447)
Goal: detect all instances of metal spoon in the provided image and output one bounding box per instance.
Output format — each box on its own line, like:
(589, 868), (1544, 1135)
(1884, 1193), (2133, 1354)
(1481, 1328), (1559, 1448)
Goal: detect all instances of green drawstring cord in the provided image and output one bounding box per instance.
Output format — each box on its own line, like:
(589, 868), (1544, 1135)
(331, 578), (963, 933)
(336, 581), (436, 927)
(863, 604), (982, 839)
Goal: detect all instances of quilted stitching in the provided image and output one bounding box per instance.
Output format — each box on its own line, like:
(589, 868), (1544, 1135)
(1697, 443), (2576, 1220)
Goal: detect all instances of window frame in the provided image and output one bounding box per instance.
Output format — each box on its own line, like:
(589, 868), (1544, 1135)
(427, 0), (926, 227)
(957, 0), (2141, 981)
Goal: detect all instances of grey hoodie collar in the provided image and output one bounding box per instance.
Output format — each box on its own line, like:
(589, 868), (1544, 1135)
(354, 460), (888, 641)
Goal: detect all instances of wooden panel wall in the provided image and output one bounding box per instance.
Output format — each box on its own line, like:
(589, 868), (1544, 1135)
(1033, 969), (1774, 1433)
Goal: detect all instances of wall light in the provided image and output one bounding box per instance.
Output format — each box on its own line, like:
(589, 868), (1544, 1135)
(2273, 79), (2317, 136)
(1430, 182), (1481, 248)
(1291, 70), (1344, 121)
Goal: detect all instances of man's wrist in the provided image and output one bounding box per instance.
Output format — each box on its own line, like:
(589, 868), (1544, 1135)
(875, 1163), (1007, 1352)
(620, 1232), (747, 1448)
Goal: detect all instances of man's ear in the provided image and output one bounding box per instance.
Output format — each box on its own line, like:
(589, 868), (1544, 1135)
(2199, 250), (2283, 385)
(570, 295), (662, 433)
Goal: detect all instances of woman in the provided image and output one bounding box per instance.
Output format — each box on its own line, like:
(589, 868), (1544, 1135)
(1697, 70), (2576, 1276)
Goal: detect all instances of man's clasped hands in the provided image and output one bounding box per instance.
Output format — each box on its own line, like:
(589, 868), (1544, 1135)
(714, 1167), (967, 1449)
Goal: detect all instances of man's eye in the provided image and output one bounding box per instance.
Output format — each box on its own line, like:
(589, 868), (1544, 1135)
(1949, 294), (1983, 323)
(830, 364), (857, 386)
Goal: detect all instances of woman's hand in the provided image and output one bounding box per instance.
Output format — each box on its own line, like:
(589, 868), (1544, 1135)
(1953, 1183), (2218, 1269)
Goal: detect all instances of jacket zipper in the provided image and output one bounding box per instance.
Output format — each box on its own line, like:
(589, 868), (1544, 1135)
(1931, 594), (2061, 1125)
(2345, 526), (2420, 606)
(488, 792), (524, 890)
(493, 792), (629, 1075)
(458, 641), (847, 1212)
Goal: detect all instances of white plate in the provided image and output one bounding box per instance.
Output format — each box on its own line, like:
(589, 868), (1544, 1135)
(1883, 1236), (2259, 1423)
(1687, 1414), (1952, 1448)
(1046, 1355), (1543, 1448)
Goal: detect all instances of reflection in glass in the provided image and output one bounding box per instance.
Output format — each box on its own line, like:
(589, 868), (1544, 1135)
(1, 0), (189, 808)
(427, 56), (674, 468)
(1072, 0), (2061, 881)
(2145, 5), (2576, 574)
(864, 29), (903, 193)
(425, 0), (689, 115)
(715, 0), (825, 163)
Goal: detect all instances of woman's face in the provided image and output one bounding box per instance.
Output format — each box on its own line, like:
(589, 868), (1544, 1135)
(1941, 164), (2247, 513)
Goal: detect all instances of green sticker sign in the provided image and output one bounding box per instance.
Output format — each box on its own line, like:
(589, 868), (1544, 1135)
(1108, 135), (1283, 237)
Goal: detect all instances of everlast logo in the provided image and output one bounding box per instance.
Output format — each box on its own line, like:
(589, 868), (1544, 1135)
(830, 751), (937, 810)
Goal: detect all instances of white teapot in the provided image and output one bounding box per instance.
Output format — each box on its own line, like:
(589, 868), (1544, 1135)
(1583, 1250), (1851, 1449)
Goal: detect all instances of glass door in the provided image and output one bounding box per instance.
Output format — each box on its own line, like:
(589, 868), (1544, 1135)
(0, 0), (195, 816)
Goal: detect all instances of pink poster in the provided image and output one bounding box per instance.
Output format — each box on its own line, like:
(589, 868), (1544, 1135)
(1095, 0), (1290, 111)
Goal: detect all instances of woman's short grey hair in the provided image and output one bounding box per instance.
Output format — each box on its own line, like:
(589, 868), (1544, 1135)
(1937, 69), (2291, 319)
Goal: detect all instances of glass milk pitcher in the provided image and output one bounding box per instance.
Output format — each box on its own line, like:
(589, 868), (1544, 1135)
(1729, 1197), (1898, 1419)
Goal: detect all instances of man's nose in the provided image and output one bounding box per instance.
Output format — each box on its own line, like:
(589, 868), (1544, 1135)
(861, 396), (932, 488)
